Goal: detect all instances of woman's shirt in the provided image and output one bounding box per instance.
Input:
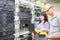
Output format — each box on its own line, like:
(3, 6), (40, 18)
(36, 22), (50, 33)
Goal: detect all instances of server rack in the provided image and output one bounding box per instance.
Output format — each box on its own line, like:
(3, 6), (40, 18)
(0, 0), (15, 40)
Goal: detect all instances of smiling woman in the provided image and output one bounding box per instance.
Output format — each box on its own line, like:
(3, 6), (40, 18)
(34, 12), (50, 40)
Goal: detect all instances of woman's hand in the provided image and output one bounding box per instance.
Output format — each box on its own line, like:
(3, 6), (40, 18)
(32, 33), (35, 40)
(32, 33), (34, 36)
(35, 34), (39, 36)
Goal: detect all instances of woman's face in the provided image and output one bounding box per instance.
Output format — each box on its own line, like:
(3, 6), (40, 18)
(40, 15), (44, 21)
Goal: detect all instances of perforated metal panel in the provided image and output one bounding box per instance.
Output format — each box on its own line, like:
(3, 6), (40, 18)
(0, 0), (15, 40)
(0, 0), (4, 8)
(19, 6), (32, 19)
(5, 0), (15, 11)
(18, 6), (34, 33)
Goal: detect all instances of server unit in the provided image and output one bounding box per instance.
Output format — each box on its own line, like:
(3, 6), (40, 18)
(19, 5), (34, 32)
(0, 0), (15, 40)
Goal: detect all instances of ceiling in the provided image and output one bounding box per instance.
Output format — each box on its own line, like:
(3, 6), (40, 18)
(42, 0), (60, 3)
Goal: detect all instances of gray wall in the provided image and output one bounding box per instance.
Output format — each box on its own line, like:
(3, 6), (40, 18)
(52, 3), (60, 13)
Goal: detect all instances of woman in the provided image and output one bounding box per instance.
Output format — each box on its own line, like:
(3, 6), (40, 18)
(34, 12), (50, 40)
